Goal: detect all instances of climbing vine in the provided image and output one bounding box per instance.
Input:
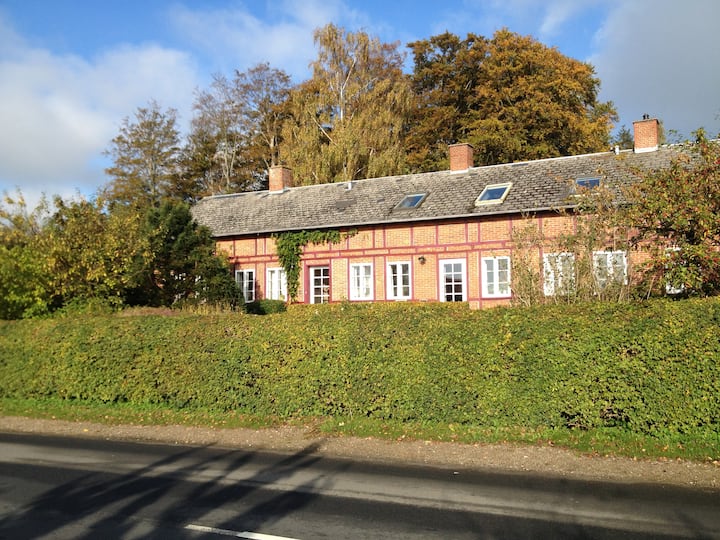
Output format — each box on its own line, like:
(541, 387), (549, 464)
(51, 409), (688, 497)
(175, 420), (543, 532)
(273, 230), (353, 302)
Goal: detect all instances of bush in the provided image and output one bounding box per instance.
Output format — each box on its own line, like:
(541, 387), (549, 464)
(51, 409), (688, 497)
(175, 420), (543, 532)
(244, 299), (287, 315)
(0, 299), (718, 437)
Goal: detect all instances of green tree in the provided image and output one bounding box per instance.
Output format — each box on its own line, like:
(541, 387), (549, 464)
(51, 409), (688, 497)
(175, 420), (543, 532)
(628, 130), (720, 296)
(128, 201), (241, 307)
(407, 30), (617, 170)
(280, 24), (412, 184)
(0, 191), (51, 318)
(103, 100), (188, 209)
(613, 125), (634, 150)
(41, 197), (146, 308)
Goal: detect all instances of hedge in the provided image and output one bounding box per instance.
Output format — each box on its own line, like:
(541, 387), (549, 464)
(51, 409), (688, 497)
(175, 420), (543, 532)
(0, 299), (718, 436)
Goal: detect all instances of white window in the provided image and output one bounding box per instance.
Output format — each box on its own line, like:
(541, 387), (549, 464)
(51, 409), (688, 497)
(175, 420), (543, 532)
(475, 182), (512, 206)
(593, 251), (627, 289)
(664, 247), (685, 295)
(266, 267), (287, 301)
(482, 256), (511, 298)
(235, 269), (256, 302)
(440, 259), (466, 302)
(309, 266), (330, 304)
(543, 253), (575, 296)
(350, 263), (373, 301)
(387, 261), (411, 300)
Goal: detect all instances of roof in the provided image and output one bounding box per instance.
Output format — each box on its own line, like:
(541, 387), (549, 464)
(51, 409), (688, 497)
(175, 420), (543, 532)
(191, 146), (684, 238)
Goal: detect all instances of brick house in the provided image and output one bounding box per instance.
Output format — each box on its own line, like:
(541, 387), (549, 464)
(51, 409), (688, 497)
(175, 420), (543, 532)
(192, 117), (678, 308)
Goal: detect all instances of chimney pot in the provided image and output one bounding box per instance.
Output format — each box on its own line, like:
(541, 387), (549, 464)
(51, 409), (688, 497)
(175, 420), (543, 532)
(448, 143), (474, 171)
(633, 116), (659, 153)
(269, 165), (292, 192)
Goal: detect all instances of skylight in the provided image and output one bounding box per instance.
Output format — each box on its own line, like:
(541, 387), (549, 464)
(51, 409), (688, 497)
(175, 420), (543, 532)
(475, 183), (512, 206)
(575, 177), (601, 190)
(395, 193), (427, 209)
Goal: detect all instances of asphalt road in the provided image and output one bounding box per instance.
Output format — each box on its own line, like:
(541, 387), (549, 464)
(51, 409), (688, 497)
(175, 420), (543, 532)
(0, 432), (718, 539)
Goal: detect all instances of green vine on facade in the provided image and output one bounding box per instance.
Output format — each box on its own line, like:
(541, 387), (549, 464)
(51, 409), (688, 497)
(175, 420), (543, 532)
(273, 230), (354, 301)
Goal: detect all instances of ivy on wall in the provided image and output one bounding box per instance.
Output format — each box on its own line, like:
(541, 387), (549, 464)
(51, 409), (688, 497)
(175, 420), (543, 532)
(273, 230), (354, 301)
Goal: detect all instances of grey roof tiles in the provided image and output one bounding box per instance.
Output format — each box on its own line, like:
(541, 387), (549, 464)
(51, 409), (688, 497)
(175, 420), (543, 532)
(192, 147), (683, 238)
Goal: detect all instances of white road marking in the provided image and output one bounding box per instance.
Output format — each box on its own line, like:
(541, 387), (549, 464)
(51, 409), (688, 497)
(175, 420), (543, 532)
(185, 523), (300, 540)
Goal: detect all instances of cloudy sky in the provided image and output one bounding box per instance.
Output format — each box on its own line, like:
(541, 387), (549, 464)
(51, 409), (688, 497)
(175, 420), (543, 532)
(1, 0), (718, 205)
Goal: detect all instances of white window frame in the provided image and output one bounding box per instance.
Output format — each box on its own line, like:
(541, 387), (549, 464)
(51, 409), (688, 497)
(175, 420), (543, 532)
(309, 266), (330, 304)
(387, 261), (411, 301)
(475, 182), (512, 206)
(440, 258), (467, 302)
(266, 267), (287, 301)
(349, 263), (374, 301)
(543, 253), (575, 296)
(482, 256), (511, 298)
(235, 269), (256, 302)
(592, 251), (628, 289)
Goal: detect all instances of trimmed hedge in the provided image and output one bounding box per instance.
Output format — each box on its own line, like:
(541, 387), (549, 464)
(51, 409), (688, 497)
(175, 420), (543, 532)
(1, 299), (718, 436)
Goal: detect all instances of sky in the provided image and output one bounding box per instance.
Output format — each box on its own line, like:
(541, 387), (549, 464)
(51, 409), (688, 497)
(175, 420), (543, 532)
(1, 0), (719, 206)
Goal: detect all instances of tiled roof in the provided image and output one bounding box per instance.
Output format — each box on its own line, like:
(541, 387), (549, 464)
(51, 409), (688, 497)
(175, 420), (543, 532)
(191, 147), (683, 238)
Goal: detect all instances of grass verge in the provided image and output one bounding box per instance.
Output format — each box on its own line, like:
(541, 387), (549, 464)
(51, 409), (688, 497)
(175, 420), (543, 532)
(2, 397), (718, 464)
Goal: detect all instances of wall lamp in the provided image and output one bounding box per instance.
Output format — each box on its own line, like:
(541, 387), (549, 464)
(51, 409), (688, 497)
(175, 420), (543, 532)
(418, 255), (426, 265)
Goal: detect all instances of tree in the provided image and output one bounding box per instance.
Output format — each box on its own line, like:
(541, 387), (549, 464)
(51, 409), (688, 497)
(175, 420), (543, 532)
(127, 201), (241, 307)
(627, 130), (720, 296)
(103, 100), (187, 209)
(0, 191), (51, 318)
(407, 30), (617, 170)
(41, 196), (146, 307)
(280, 24), (413, 184)
(186, 64), (291, 196)
(406, 32), (488, 171)
(613, 125), (634, 150)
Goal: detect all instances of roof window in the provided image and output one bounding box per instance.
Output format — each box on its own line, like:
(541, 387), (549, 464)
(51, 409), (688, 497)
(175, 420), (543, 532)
(575, 177), (601, 190)
(475, 183), (511, 206)
(395, 193), (427, 210)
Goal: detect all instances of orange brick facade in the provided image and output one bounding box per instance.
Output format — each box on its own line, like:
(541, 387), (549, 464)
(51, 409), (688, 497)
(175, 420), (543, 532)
(220, 212), (587, 309)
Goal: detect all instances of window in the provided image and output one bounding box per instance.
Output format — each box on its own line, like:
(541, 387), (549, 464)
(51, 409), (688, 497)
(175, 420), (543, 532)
(575, 177), (601, 190)
(664, 247), (685, 295)
(395, 193), (427, 209)
(482, 256), (511, 298)
(309, 266), (330, 304)
(475, 183), (512, 206)
(387, 262), (411, 300)
(350, 263), (373, 301)
(593, 251), (627, 289)
(440, 259), (466, 302)
(266, 267), (287, 301)
(543, 253), (575, 296)
(235, 269), (256, 302)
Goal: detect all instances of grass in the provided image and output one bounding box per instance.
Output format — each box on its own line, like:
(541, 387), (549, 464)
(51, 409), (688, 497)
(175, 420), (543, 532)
(2, 397), (718, 464)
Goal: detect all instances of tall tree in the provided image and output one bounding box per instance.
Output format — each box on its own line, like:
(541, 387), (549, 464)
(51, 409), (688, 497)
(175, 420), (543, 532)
(407, 30), (617, 170)
(280, 24), (413, 184)
(103, 100), (186, 209)
(186, 63), (291, 196)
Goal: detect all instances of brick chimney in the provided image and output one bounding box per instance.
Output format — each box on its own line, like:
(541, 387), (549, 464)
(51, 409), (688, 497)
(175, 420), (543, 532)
(269, 165), (292, 192)
(633, 115), (659, 153)
(448, 143), (474, 171)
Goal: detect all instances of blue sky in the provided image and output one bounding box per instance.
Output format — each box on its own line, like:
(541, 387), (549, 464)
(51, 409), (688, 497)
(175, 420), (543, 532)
(1, 0), (719, 205)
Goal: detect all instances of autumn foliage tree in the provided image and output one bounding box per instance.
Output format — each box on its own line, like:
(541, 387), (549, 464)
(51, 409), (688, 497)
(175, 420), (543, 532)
(280, 24), (413, 184)
(628, 130), (720, 296)
(407, 30), (617, 171)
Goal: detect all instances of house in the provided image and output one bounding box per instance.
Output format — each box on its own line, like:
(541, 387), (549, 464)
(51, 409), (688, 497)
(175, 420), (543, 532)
(191, 117), (679, 308)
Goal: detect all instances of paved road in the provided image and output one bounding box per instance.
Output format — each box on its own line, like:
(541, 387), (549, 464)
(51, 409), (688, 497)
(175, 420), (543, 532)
(0, 432), (718, 539)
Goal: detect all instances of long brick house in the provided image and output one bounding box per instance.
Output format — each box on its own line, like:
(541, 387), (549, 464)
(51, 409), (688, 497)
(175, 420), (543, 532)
(192, 117), (678, 308)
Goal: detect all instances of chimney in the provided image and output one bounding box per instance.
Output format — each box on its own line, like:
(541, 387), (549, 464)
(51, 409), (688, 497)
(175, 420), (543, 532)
(448, 143), (474, 171)
(269, 165), (292, 192)
(633, 115), (659, 153)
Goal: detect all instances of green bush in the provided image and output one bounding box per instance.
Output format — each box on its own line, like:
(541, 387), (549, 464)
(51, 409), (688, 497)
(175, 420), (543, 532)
(0, 299), (718, 437)
(244, 299), (287, 315)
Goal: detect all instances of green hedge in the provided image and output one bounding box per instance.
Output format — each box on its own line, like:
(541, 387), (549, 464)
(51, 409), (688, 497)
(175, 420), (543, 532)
(1, 299), (718, 436)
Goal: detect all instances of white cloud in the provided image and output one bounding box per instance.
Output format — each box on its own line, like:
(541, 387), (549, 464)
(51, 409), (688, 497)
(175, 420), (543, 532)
(168, 1), (342, 80)
(0, 14), (200, 201)
(590, 0), (720, 138)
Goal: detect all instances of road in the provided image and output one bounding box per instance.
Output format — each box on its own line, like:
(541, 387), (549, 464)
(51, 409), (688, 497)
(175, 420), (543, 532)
(0, 432), (718, 539)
